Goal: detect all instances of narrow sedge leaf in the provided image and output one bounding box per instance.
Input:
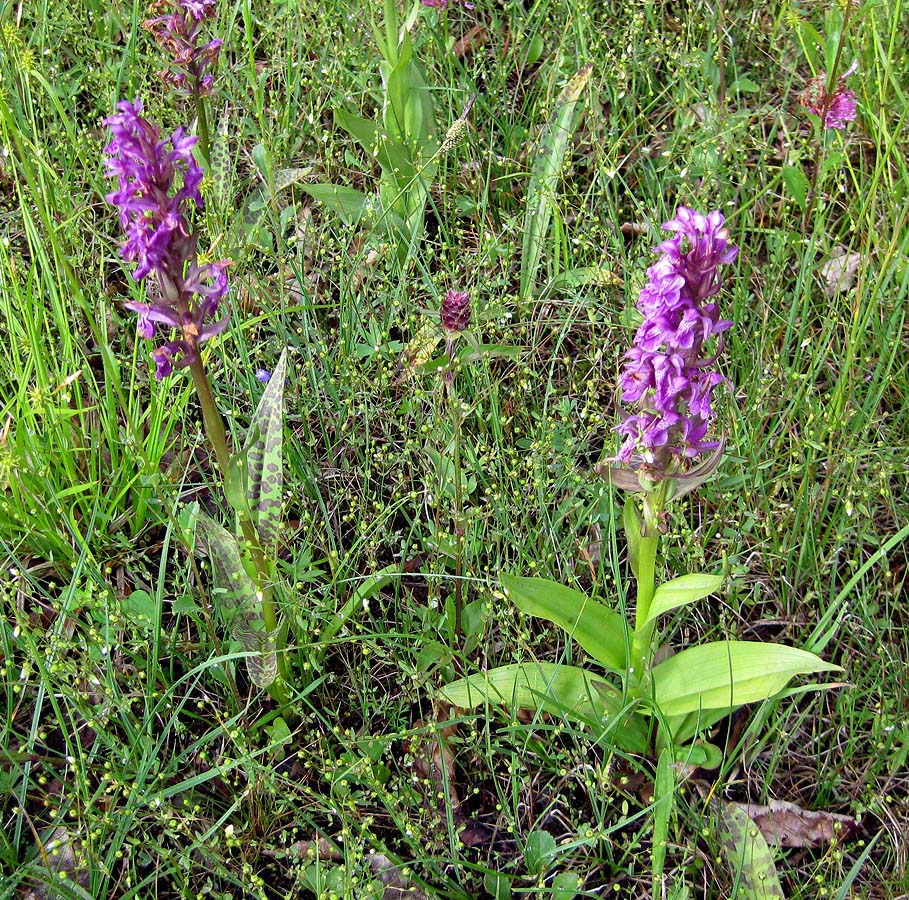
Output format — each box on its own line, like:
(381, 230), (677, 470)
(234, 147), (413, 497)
(245, 349), (288, 548)
(651, 641), (841, 717)
(194, 513), (277, 688)
(440, 662), (647, 753)
(520, 64), (593, 301)
(651, 748), (674, 887)
(643, 573), (723, 626)
(622, 498), (642, 579)
(713, 800), (785, 900)
(502, 574), (629, 671)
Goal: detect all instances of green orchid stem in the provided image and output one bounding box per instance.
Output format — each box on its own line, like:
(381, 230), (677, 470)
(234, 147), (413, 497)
(189, 357), (291, 707)
(630, 482), (669, 681)
(194, 90), (211, 170)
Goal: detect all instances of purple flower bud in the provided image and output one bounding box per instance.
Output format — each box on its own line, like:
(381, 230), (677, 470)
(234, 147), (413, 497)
(441, 290), (471, 333)
(614, 207), (736, 474)
(255, 369), (271, 383)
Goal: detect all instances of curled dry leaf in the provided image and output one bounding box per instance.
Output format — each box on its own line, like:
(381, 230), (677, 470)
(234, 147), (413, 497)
(740, 799), (861, 848)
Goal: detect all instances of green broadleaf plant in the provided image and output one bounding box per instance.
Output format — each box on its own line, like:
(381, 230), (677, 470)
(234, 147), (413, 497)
(300, 0), (443, 264)
(441, 478), (840, 758)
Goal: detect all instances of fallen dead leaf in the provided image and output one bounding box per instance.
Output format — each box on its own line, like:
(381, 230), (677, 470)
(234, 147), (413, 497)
(739, 799), (861, 848)
(820, 247), (862, 297)
(453, 25), (488, 60)
(408, 721), (460, 811)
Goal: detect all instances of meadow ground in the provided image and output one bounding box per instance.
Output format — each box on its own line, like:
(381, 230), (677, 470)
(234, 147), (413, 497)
(1, 0), (907, 897)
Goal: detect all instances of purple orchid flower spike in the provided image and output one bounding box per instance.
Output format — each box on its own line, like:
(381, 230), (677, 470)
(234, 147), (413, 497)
(606, 206), (737, 486)
(104, 99), (230, 378)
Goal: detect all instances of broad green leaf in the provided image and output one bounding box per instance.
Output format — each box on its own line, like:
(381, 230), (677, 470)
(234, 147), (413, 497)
(502, 574), (628, 671)
(194, 513), (277, 688)
(123, 589), (156, 628)
(520, 64), (593, 301)
(524, 830), (557, 874)
(298, 183), (368, 225)
(333, 108), (414, 181)
(244, 349), (288, 548)
(652, 641), (841, 717)
(439, 662), (647, 753)
(713, 800), (784, 900)
(623, 498), (642, 579)
(782, 164), (809, 211)
(643, 573), (723, 626)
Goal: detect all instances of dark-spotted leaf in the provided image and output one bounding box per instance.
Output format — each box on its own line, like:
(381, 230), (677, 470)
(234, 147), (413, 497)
(520, 64), (593, 301)
(194, 513), (277, 688)
(244, 349), (288, 548)
(713, 800), (785, 900)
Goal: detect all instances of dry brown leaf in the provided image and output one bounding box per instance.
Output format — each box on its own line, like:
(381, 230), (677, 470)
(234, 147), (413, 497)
(453, 25), (488, 59)
(740, 799), (861, 848)
(409, 721), (460, 811)
(821, 247), (862, 297)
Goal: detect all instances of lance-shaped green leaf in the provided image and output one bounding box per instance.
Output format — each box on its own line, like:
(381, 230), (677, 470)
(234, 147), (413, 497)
(623, 498), (643, 579)
(651, 641), (841, 717)
(194, 512), (277, 689)
(712, 800), (785, 900)
(440, 662), (647, 753)
(244, 349), (288, 549)
(520, 63), (593, 301)
(502, 574), (629, 671)
(642, 573), (723, 627)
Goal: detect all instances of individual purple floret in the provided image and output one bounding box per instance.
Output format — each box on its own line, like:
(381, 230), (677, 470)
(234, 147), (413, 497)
(144, 0), (222, 96)
(615, 207), (736, 473)
(104, 100), (229, 378)
(800, 62), (858, 131)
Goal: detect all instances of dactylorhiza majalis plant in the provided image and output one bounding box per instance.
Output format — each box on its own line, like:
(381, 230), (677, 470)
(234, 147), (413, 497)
(442, 207), (841, 763)
(104, 99), (292, 704)
(143, 0), (222, 164)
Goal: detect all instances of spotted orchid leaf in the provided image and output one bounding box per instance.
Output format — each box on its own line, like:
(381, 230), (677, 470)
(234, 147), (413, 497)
(194, 512), (277, 688)
(244, 349), (288, 549)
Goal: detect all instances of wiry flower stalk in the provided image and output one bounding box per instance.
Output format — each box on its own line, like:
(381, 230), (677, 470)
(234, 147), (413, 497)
(615, 207), (737, 478)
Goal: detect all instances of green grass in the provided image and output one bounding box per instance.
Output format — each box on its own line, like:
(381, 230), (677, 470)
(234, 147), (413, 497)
(1, 0), (907, 897)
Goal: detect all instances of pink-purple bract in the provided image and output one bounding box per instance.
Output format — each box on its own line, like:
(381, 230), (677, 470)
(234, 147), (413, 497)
(801, 62), (858, 131)
(104, 99), (230, 378)
(441, 290), (471, 333)
(615, 207), (737, 473)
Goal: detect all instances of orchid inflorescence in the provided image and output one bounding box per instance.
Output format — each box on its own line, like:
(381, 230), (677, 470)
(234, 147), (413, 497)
(143, 0), (222, 97)
(615, 207), (737, 476)
(104, 99), (230, 378)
